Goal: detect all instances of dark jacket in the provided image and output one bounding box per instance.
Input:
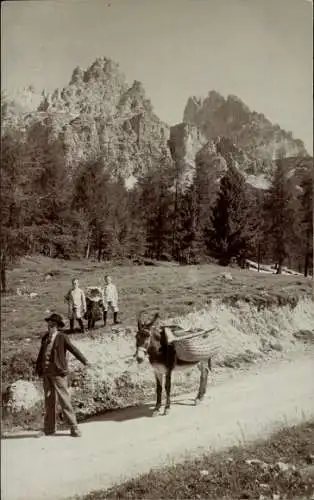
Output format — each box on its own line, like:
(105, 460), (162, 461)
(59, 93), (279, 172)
(36, 332), (88, 377)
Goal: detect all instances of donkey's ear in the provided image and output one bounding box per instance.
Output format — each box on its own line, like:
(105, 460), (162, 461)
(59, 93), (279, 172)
(148, 312), (159, 327)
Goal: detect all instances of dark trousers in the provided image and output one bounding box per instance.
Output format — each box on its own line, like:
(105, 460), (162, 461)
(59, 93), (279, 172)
(70, 318), (84, 332)
(43, 374), (78, 433)
(103, 310), (119, 325)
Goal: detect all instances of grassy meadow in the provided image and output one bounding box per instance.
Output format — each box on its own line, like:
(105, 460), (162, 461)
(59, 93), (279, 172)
(1, 256), (314, 430)
(2, 255), (312, 345)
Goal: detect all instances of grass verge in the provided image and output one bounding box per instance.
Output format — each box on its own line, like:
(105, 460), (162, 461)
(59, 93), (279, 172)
(75, 421), (314, 500)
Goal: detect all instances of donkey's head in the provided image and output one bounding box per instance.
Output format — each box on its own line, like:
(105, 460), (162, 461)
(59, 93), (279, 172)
(135, 312), (159, 363)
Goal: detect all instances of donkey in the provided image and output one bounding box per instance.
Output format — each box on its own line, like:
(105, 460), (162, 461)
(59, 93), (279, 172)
(135, 312), (212, 416)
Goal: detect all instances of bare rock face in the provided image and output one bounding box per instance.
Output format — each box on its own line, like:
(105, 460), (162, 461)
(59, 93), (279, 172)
(168, 123), (207, 187)
(3, 64), (310, 191)
(168, 126), (264, 191)
(183, 90), (308, 164)
(168, 117), (310, 191)
(195, 140), (228, 176)
(10, 57), (170, 182)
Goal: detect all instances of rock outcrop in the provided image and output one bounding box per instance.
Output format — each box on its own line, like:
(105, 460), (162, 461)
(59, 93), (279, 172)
(168, 123), (207, 187)
(168, 90), (310, 190)
(168, 126), (272, 190)
(3, 57), (170, 183)
(2, 60), (310, 191)
(183, 91), (308, 163)
(38, 58), (170, 178)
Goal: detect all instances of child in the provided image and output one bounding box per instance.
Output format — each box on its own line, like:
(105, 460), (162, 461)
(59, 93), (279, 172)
(65, 278), (86, 333)
(102, 275), (120, 326)
(35, 313), (90, 437)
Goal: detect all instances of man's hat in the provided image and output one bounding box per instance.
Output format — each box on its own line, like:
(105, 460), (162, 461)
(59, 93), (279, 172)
(45, 313), (65, 328)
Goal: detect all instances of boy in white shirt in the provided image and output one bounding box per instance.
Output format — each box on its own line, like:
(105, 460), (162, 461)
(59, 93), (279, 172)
(102, 275), (120, 326)
(65, 278), (86, 333)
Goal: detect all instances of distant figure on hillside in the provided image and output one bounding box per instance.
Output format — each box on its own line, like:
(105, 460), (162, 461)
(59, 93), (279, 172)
(102, 275), (120, 326)
(64, 278), (86, 333)
(35, 313), (90, 437)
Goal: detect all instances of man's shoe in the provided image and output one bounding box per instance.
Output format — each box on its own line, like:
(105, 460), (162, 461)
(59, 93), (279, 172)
(36, 430), (56, 437)
(70, 427), (82, 437)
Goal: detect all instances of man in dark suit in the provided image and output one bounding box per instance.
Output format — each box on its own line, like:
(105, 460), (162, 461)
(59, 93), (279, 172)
(36, 313), (90, 437)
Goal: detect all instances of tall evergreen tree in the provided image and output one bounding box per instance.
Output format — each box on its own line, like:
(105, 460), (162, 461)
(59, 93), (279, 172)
(0, 132), (38, 290)
(29, 135), (76, 257)
(299, 169), (313, 276)
(250, 189), (270, 269)
(176, 184), (203, 264)
(266, 155), (298, 274)
(139, 172), (172, 260)
(73, 159), (112, 259)
(208, 164), (254, 266)
(137, 154), (174, 260)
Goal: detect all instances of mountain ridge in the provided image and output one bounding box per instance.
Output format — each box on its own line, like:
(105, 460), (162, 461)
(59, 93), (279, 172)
(2, 57), (310, 190)
(183, 90), (307, 159)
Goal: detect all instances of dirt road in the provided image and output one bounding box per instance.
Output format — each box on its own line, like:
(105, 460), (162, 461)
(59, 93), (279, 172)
(2, 353), (314, 500)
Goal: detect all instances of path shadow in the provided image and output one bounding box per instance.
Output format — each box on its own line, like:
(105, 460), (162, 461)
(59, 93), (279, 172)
(66, 325), (111, 336)
(64, 328), (83, 336)
(83, 403), (155, 423)
(2, 431), (69, 440)
(82, 397), (198, 424)
(173, 398), (196, 407)
(2, 433), (39, 440)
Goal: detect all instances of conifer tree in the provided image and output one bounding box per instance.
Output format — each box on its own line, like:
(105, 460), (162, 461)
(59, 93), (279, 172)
(299, 168), (313, 276)
(137, 154), (174, 260)
(0, 132), (38, 290)
(266, 154), (298, 274)
(208, 164), (254, 266)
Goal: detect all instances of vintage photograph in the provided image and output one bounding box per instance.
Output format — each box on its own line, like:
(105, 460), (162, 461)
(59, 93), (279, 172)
(1, 0), (313, 499)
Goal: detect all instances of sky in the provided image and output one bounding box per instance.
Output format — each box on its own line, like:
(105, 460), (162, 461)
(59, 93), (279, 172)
(1, 0), (313, 153)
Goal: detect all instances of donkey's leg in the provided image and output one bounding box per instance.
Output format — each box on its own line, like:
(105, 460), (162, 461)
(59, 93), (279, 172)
(153, 372), (163, 416)
(164, 371), (172, 415)
(195, 360), (210, 405)
(208, 357), (212, 372)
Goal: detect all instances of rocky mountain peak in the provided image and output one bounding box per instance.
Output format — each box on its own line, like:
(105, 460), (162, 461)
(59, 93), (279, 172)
(69, 66), (85, 85)
(2, 57), (310, 194)
(207, 90), (225, 107)
(83, 57), (123, 83)
(37, 57), (128, 117)
(182, 90), (308, 164)
(7, 56), (170, 183)
(226, 94), (250, 112)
